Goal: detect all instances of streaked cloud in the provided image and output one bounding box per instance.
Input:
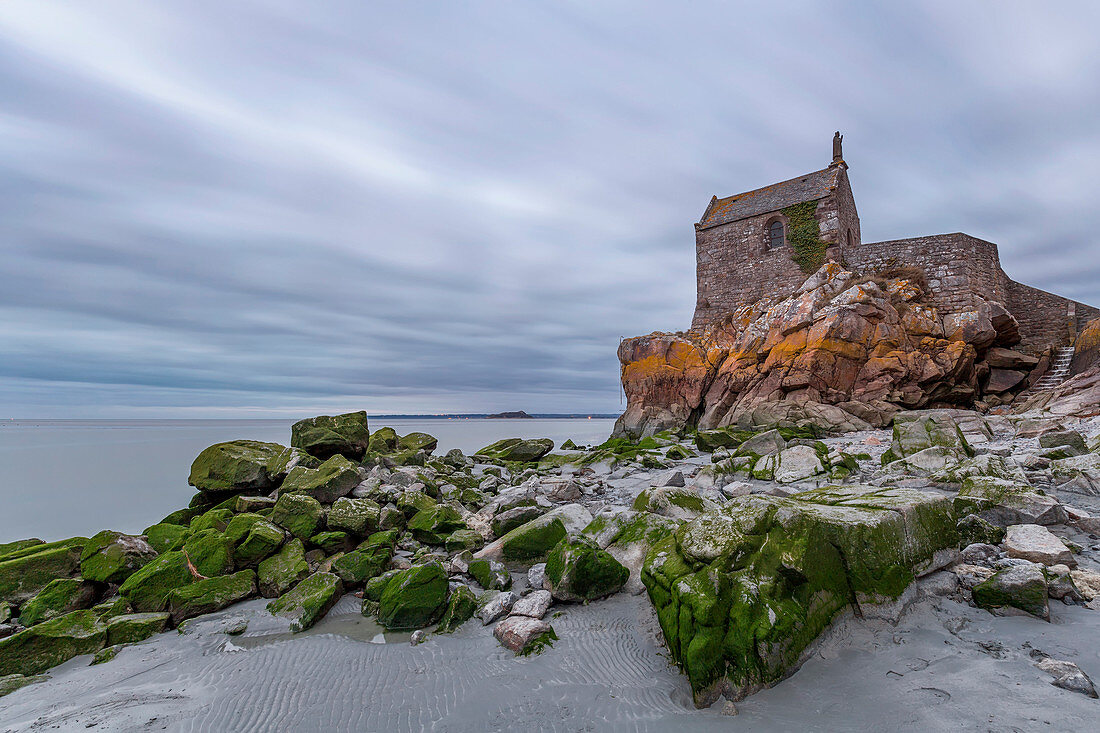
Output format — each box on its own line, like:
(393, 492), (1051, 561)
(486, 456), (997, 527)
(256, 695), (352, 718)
(1, 1), (1097, 416)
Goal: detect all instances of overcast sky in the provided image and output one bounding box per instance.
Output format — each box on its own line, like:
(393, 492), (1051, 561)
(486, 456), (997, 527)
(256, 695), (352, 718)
(1, 1), (1098, 418)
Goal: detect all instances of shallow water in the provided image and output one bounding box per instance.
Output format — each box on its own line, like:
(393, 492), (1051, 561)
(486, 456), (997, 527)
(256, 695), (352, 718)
(0, 418), (615, 542)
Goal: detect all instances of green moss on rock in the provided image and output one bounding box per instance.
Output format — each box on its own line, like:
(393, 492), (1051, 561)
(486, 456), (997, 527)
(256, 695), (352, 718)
(105, 612), (170, 646)
(270, 493), (323, 539)
(399, 432), (438, 453)
(435, 584), (477, 634)
(501, 516), (568, 562)
(258, 539), (311, 598)
(309, 531), (352, 554)
(278, 454), (362, 504)
(234, 521), (285, 567)
(475, 438), (554, 463)
(377, 562), (448, 630)
(143, 523), (190, 554)
(330, 533), (394, 586)
(291, 411), (371, 460)
(167, 570), (256, 625)
(327, 497), (381, 537)
(0, 542), (84, 605)
(268, 571), (344, 632)
(18, 578), (97, 627)
(182, 531), (235, 578)
(641, 485), (958, 706)
(407, 505), (466, 545)
(544, 536), (628, 602)
(118, 551), (195, 612)
(188, 440), (302, 494)
(0, 610), (106, 676)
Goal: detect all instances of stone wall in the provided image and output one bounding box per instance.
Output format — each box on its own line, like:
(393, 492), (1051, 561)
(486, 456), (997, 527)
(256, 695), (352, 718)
(844, 233), (1005, 314)
(1004, 280), (1100, 354)
(693, 227), (1098, 355)
(691, 185), (860, 330)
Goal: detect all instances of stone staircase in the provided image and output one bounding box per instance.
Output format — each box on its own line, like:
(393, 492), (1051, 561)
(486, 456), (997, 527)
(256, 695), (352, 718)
(1030, 346), (1076, 392)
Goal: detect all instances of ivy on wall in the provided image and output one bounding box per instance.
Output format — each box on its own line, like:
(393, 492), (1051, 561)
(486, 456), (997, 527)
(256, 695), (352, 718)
(782, 201), (828, 274)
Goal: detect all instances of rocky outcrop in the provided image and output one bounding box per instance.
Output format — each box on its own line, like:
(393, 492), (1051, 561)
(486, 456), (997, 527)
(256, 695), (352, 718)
(641, 485), (957, 706)
(615, 262), (1035, 438)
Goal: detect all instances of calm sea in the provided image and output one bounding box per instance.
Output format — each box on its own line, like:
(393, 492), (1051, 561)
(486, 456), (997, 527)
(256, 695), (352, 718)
(0, 418), (616, 543)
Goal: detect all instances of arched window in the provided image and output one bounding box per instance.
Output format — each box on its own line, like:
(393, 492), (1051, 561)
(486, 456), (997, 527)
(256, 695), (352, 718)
(767, 220), (784, 249)
(846, 229), (853, 248)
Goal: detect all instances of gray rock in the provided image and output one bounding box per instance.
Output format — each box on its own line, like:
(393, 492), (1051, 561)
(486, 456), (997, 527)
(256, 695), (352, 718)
(1035, 657), (1098, 698)
(1004, 524), (1076, 567)
(953, 563), (994, 589)
(527, 563), (547, 590)
(656, 470), (686, 488)
(493, 615), (554, 653)
(959, 543), (1000, 566)
(735, 429), (787, 457)
(475, 590), (517, 625)
(511, 589), (552, 619)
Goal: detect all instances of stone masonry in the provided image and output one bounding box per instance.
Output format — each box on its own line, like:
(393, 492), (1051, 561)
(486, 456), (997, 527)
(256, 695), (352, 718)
(690, 136), (1097, 354)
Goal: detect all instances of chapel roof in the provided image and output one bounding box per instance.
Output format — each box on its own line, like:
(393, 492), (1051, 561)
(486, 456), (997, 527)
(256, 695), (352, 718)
(698, 165), (842, 229)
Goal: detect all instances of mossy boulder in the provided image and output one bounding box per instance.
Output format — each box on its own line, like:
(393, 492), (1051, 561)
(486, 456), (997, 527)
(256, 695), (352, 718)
(143, 523), (190, 554)
(377, 562), (449, 630)
(490, 506), (544, 537)
(0, 541), (84, 605)
(166, 570), (256, 625)
(399, 432), (438, 453)
(633, 487), (719, 522)
(363, 569), (400, 603)
(544, 536), (628, 602)
(954, 477), (1066, 526)
(445, 529), (483, 553)
(18, 579), (98, 627)
(435, 584), (477, 634)
(973, 564), (1049, 619)
(886, 411), (974, 463)
(181, 531), (234, 578)
(90, 596), (132, 622)
(291, 411), (371, 460)
(309, 531), (352, 555)
(641, 485), (957, 706)
(330, 531), (395, 586)
(256, 538), (309, 598)
(223, 513), (265, 545)
(326, 497), (381, 537)
(500, 515), (568, 562)
(367, 427), (399, 454)
(188, 440), (312, 495)
(268, 571), (344, 632)
(467, 558), (511, 591)
(105, 612), (170, 646)
(957, 514), (1006, 547)
(190, 508), (234, 534)
(407, 505), (466, 545)
(118, 551), (196, 612)
(233, 521), (285, 567)
(0, 610), (106, 676)
(475, 438), (555, 463)
(0, 539), (46, 560)
(278, 454), (362, 504)
(397, 490), (437, 518)
(270, 493), (323, 539)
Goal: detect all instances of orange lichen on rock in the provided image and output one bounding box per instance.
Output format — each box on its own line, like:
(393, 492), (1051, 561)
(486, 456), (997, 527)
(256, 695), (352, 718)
(614, 262), (1030, 438)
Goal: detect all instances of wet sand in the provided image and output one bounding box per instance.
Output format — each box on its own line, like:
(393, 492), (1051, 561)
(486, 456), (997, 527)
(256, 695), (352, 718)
(2, 578), (1098, 732)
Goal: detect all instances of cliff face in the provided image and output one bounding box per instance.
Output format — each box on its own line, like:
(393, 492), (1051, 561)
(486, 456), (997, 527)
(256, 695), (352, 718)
(615, 262), (1038, 438)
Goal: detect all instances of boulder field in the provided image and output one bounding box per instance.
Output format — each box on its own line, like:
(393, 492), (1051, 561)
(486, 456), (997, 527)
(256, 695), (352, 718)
(615, 262), (1075, 440)
(3, 404), (1100, 709)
